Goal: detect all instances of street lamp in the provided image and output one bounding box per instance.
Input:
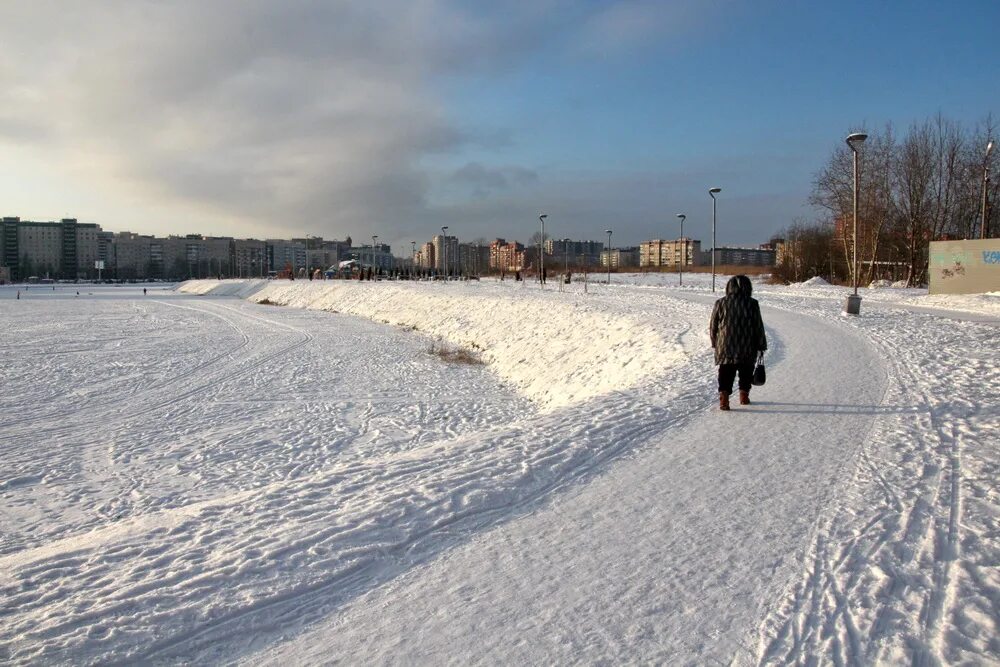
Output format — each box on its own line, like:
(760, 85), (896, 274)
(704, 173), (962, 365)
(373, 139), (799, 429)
(441, 226), (448, 279)
(709, 188), (721, 292)
(539, 214), (547, 285)
(676, 213), (686, 286)
(982, 139), (994, 240)
(605, 229), (613, 285)
(845, 132), (867, 315)
(372, 235), (378, 277)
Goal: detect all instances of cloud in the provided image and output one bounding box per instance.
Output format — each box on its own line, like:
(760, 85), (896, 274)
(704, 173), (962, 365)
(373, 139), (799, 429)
(0, 1), (764, 247)
(0, 1), (548, 240)
(574, 0), (726, 56)
(448, 162), (539, 198)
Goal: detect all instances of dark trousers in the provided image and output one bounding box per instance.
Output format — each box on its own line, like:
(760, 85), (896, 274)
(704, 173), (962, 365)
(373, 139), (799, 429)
(718, 362), (754, 394)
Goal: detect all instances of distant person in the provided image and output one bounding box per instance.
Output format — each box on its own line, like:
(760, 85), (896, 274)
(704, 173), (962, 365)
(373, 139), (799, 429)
(143, 288), (147, 295)
(16, 290), (20, 300)
(709, 275), (767, 411)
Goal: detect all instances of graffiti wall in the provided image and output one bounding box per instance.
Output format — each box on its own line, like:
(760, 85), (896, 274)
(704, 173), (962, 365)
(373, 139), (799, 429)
(928, 239), (1000, 294)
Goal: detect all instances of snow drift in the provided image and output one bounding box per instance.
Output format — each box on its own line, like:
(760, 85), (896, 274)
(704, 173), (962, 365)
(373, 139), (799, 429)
(177, 279), (689, 409)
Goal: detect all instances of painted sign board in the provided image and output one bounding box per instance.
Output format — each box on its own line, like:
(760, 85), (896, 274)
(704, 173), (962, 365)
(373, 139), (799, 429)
(928, 239), (1000, 294)
(95, 260), (105, 270)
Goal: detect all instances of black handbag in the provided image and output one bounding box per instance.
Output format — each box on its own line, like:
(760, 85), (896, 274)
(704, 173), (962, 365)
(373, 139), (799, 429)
(752, 352), (766, 386)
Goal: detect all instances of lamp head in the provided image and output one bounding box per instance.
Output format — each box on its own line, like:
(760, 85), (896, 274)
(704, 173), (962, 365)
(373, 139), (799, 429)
(709, 187), (721, 197)
(677, 213), (686, 220)
(539, 214), (548, 221)
(846, 132), (868, 151)
(988, 139), (995, 156)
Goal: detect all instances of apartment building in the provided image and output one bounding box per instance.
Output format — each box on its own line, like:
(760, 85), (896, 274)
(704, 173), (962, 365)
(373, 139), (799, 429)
(544, 238), (605, 267)
(113, 232), (154, 279)
(0, 217), (101, 280)
(601, 247), (640, 269)
(489, 238), (525, 272)
(414, 242), (435, 269)
(267, 239), (306, 274)
(458, 242), (490, 275)
(233, 239), (266, 277)
(709, 247), (777, 267)
(639, 238), (703, 268)
(432, 234), (459, 274)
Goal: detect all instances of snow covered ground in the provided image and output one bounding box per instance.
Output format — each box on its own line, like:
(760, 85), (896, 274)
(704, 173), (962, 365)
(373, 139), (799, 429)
(1, 276), (997, 664)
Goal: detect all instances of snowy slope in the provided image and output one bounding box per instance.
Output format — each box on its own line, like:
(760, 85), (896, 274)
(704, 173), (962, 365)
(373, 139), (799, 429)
(1, 278), (997, 665)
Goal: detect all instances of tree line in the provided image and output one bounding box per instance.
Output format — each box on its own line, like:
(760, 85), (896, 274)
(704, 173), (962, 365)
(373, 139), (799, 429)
(774, 114), (997, 286)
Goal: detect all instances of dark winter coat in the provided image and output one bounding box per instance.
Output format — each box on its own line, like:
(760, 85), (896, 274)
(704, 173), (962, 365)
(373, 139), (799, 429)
(709, 276), (768, 365)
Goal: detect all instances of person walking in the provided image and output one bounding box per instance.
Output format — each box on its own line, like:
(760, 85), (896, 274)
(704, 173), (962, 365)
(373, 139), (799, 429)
(709, 275), (767, 411)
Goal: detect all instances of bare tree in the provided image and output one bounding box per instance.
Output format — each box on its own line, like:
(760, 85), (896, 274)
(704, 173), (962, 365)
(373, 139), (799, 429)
(811, 124), (895, 287)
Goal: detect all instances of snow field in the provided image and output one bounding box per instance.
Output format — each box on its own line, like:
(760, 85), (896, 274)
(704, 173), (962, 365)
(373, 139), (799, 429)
(1, 277), (997, 664)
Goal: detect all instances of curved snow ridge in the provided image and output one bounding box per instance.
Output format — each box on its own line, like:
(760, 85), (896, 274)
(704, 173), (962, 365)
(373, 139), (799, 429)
(182, 279), (688, 410)
(176, 279), (269, 298)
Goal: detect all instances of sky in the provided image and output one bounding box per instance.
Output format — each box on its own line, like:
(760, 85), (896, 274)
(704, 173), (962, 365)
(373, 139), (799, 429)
(1, 0), (998, 252)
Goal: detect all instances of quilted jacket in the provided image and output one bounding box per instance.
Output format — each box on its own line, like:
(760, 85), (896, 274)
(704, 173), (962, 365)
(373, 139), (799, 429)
(709, 276), (768, 365)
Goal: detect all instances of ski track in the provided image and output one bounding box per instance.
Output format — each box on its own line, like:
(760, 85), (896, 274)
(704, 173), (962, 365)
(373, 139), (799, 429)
(1, 280), (997, 665)
(238, 292), (889, 666)
(751, 297), (1000, 665)
(0, 285), (700, 665)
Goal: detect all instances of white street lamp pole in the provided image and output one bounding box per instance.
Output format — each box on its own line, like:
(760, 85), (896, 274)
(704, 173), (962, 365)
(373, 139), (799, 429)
(676, 213), (686, 287)
(982, 139), (994, 240)
(605, 229), (613, 285)
(709, 188), (721, 292)
(539, 214), (547, 286)
(845, 132), (867, 314)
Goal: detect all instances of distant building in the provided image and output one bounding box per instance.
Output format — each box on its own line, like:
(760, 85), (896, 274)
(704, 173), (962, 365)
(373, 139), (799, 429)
(639, 238), (703, 268)
(433, 234), (459, 274)
(545, 238), (604, 267)
(416, 242), (435, 269)
(490, 238), (525, 272)
(458, 242), (490, 275)
(233, 239), (266, 278)
(0, 217), (102, 280)
(113, 232), (154, 279)
(267, 239), (306, 274)
(601, 247), (639, 269)
(709, 247), (776, 267)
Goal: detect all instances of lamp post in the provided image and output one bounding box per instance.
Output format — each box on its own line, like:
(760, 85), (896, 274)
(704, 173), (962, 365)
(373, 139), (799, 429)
(605, 229), (613, 285)
(676, 213), (686, 286)
(845, 132), (867, 315)
(371, 235), (378, 277)
(538, 214), (547, 285)
(441, 226), (448, 279)
(982, 139), (995, 239)
(709, 188), (721, 292)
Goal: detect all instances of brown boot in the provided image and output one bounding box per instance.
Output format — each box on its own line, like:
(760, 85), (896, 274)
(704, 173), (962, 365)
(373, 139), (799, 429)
(739, 390), (750, 405)
(719, 391), (731, 411)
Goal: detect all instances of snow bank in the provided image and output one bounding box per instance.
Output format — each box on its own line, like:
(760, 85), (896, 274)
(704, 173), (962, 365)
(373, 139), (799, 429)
(801, 276), (830, 286)
(176, 279), (268, 298)
(178, 279), (687, 409)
